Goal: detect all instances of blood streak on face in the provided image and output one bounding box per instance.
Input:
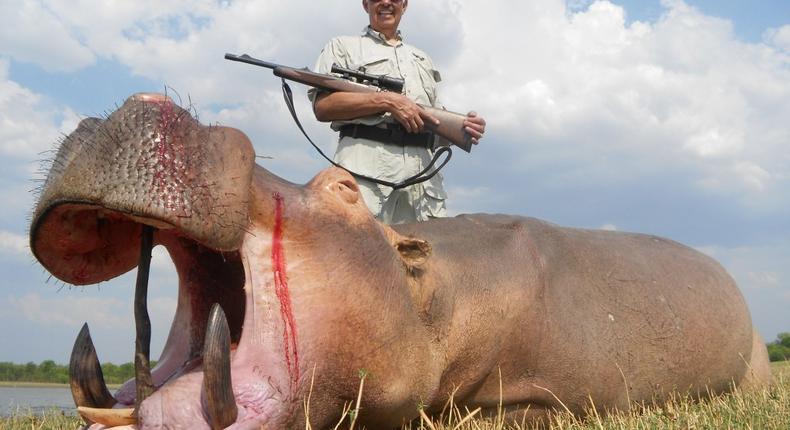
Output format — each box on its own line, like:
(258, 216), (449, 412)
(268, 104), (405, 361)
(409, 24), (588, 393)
(271, 192), (300, 387)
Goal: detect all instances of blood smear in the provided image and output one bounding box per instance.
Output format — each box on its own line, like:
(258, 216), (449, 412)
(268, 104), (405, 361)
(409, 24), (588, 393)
(271, 192), (299, 387)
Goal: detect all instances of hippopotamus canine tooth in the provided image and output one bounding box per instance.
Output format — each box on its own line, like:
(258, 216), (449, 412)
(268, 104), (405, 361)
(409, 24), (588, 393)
(133, 226), (155, 409)
(77, 406), (136, 427)
(202, 303), (238, 429)
(69, 323), (117, 420)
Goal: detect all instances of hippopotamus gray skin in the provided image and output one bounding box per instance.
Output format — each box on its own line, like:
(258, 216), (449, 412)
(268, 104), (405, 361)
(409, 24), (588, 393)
(30, 93), (772, 429)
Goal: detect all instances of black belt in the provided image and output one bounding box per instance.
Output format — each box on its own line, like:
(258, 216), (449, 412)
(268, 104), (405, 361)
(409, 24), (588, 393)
(339, 124), (434, 148)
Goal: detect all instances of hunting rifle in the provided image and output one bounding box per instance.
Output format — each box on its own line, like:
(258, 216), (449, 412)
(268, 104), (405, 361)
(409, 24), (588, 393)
(224, 53), (473, 152)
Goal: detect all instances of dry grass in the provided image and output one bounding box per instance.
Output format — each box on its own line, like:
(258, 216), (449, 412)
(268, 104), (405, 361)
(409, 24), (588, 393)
(402, 361), (790, 430)
(1, 362), (787, 430)
(0, 407), (80, 430)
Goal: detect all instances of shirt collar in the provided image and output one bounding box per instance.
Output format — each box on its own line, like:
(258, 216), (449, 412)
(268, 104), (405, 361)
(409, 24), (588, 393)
(363, 25), (403, 45)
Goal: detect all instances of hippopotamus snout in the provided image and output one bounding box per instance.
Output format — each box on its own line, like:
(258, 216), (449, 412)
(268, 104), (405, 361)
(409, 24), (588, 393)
(32, 93), (255, 284)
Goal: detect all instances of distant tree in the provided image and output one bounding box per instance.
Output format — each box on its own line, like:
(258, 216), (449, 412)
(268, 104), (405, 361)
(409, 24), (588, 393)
(767, 332), (790, 362)
(779, 332), (790, 349)
(38, 360), (57, 382)
(0, 360), (143, 383)
(24, 362), (37, 380)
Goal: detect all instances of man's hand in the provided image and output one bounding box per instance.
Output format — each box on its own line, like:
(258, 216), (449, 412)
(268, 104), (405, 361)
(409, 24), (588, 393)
(381, 92), (440, 133)
(464, 111), (486, 145)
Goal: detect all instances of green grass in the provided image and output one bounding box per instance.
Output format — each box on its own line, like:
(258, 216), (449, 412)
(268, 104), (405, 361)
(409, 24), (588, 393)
(1, 362), (787, 430)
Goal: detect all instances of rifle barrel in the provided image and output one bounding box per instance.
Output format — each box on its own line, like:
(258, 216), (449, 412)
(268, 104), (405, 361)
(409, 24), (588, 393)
(224, 53), (279, 70)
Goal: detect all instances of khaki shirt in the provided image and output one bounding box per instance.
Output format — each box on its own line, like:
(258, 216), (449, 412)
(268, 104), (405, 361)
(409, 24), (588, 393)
(309, 26), (447, 205)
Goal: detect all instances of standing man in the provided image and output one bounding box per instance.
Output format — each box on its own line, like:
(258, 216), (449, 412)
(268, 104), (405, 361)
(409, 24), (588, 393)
(310, 0), (486, 224)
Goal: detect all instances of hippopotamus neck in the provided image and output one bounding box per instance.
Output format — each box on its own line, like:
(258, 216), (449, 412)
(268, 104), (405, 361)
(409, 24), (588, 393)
(392, 215), (549, 407)
(225, 168), (444, 425)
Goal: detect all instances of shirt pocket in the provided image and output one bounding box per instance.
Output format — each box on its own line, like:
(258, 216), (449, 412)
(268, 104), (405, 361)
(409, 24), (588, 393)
(352, 56), (392, 76)
(412, 52), (442, 105)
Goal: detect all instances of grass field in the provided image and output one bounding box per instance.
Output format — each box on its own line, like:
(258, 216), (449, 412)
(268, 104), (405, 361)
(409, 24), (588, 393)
(2, 362), (788, 430)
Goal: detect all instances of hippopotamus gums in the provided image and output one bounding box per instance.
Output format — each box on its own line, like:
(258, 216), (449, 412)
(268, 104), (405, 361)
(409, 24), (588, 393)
(30, 93), (772, 429)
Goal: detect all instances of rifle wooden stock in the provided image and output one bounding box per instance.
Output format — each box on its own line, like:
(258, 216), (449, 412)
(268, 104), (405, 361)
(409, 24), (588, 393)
(421, 106), (473, 152)
(226, 53), (474, 152)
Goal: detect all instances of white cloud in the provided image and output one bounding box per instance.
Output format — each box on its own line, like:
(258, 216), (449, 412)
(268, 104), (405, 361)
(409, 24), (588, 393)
(4, 0), (787, 213)
(0, 59), (81, 160)
(0, 1), (95, 72)
(695, 242), (790, 340)
(446, 185), (498, 216)
(600, 223), (618, 231)
(440, 0), (790, 209)
(5, 293), (129, 329)
(747, 271), (780, 289)
(0, 230), (29, 257)
(764, 25), (790, 51)
(0, 283), (177, 339)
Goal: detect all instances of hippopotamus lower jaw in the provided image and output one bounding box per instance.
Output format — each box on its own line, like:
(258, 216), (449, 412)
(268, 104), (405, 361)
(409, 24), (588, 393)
(53, 209), (297, 429)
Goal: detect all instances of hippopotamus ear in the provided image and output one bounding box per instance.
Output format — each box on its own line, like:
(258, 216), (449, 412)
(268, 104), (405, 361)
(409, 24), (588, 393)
(395, 236), (432, 267)
(380, 225), (432, 268)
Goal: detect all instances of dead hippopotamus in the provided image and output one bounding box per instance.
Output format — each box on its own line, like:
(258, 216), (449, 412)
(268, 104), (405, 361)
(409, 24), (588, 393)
(29, 93), (772, 429)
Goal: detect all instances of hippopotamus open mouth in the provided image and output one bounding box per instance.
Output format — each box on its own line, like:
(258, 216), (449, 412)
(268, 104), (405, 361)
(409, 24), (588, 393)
(30, 93), (424, 429)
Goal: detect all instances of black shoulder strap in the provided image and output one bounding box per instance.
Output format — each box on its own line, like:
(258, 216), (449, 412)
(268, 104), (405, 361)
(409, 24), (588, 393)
(280, 79), (452, 190)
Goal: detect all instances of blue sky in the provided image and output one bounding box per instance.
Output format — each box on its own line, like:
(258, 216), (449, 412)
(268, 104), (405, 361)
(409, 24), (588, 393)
(0, 0), (788, 364)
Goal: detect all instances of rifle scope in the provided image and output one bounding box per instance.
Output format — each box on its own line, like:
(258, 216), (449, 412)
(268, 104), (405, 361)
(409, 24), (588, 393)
(331, 64), (405, 93)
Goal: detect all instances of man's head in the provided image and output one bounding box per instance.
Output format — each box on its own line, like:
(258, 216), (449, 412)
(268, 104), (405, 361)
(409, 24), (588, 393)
(362, 0), (407, 38)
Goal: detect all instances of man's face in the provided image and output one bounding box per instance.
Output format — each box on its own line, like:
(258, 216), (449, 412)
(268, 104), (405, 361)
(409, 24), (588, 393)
(363, 0), (407, 34)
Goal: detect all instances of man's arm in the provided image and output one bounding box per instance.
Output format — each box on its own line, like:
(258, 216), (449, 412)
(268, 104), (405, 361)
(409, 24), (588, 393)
(313, 91), (439, 134)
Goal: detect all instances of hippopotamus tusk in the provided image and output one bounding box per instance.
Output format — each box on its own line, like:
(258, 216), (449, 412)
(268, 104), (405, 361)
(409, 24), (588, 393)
(69, 323), (117, 411)
(202, 303), (238, 429)
(77, 406), (136, 427)
(134, 225), (155, 410)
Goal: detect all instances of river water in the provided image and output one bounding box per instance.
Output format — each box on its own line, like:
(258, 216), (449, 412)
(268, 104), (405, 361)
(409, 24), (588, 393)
(0, 385), (74, 416)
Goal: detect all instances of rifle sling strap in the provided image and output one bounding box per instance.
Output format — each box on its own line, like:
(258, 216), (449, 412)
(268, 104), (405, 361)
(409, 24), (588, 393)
(280, 79), (452, 191)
